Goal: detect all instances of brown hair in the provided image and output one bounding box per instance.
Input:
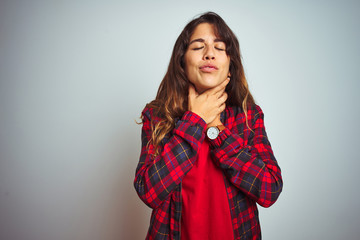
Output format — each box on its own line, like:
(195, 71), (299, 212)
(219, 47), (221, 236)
(144, 12), (255, 156)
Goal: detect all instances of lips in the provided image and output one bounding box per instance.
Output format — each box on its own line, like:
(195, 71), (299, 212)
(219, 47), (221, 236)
(199, 64), (218, 72)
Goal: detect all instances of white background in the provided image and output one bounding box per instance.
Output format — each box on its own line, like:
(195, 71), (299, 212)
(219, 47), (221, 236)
(1, 0), (359, 239)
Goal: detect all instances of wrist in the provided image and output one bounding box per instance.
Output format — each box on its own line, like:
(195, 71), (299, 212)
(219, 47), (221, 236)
(206, 124), (226, 140)
(208, 127), (231, 148)
(207, 119), (222, 128)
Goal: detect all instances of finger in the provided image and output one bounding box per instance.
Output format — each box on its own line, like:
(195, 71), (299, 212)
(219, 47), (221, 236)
(218, 92), (228, 103)
(217, 85), (229, 99)
(219, 102), (226, 113)
(215, 79), (230, 98)
(208, 78), (230, 95)
(219, 77), (231, 90)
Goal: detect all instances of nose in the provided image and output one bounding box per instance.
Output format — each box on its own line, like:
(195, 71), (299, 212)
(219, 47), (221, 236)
(203, 47), (215, 60)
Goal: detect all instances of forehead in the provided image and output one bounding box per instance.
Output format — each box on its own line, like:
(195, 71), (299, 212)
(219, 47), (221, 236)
(189, 23), (222, 41)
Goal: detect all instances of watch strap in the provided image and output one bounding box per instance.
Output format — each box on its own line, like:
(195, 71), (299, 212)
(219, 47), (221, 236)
(217, 124), (226, 132)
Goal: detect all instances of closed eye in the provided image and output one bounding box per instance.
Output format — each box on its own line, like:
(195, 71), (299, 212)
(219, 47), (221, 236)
(193, 46), (225, 51)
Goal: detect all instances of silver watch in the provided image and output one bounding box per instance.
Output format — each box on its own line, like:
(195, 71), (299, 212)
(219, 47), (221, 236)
(206, 125), (225, 140)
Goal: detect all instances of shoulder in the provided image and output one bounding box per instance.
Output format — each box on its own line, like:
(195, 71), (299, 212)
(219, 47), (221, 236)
(141, 105), (163, 126)
(226, 103), (263, 119)
(225, 104), (265, 129)
(141, 106), (153, 120)
(249, 104), (264, 120)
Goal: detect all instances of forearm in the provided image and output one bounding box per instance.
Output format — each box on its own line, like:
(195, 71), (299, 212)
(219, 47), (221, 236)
(209, 113), (283, 207)
(134, 110), (206, 208)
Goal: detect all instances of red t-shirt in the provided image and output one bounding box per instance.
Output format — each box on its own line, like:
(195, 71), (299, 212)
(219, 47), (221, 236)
(181, 139), (234, 240)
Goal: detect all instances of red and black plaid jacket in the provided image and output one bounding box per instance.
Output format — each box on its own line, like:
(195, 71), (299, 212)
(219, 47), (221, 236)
(134, 104), (283, 240)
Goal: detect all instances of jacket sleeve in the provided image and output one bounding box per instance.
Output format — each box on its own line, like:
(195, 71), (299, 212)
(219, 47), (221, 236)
(134, 108), (206, 209)
(209, 105), (283, 208)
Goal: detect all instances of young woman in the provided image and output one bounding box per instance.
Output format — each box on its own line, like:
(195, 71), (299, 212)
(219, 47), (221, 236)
(134, 12), (283, 240)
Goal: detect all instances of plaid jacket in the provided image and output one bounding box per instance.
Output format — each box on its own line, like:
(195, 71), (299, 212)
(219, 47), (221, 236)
(134, 104), (283, 240)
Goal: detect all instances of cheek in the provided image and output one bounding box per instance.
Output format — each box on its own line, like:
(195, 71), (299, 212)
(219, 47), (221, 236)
(225, 57), (230, 69)
(184, 57), (197, 76)
(185, 55), (195, 68)
(221, 58), (230, 73)
(184, 54), (191, 72)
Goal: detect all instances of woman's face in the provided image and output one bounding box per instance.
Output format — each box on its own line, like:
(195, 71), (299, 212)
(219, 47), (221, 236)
(184, 23), (230, 93)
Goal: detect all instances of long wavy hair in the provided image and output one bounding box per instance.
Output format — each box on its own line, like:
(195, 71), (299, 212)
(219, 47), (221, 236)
(144, 12), (255, 156)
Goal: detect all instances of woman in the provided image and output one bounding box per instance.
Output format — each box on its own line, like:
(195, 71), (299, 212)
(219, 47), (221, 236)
(134, 12), (283, 240)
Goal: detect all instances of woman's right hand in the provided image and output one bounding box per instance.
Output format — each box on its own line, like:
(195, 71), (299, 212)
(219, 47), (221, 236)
(188, 78), (230, 124)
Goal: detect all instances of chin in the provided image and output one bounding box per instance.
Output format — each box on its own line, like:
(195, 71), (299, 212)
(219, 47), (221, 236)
(199, 80), (220, 89)
(191, 77), (224, 92)
(195, 83), (216, 93)
(202, 83), (217, 89)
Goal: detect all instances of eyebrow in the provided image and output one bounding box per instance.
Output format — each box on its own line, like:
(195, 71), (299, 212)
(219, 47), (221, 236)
(188, 38), (225, 45)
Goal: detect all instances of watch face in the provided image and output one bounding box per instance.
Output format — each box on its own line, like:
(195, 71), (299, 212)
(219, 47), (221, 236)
(207, 127), (219, 140)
